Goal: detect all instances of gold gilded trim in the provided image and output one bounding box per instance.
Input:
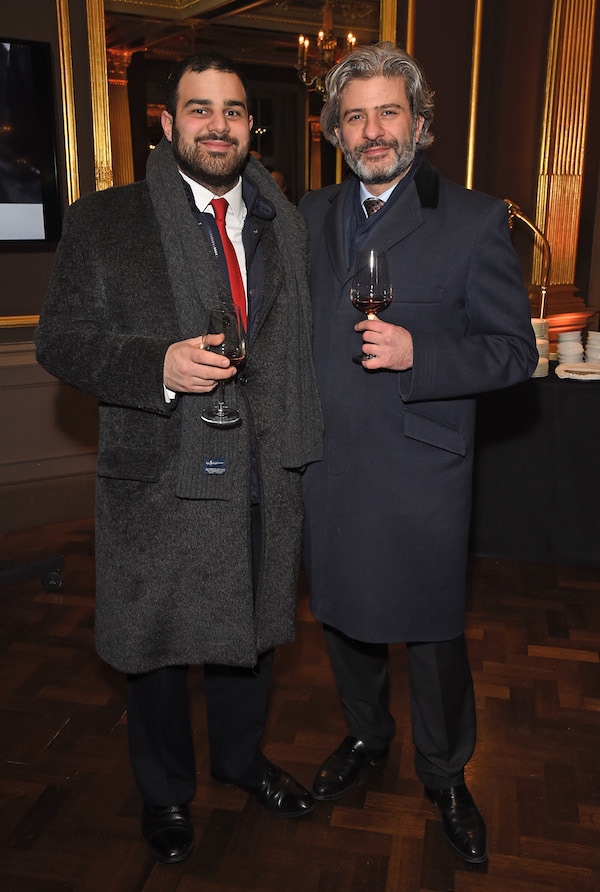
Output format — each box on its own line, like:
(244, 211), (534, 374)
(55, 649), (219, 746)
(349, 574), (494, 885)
(405, 0), (416, 54)
(465, 0), (484, 190)
(87, 0), (113, 190)
(379, 0), (397, 42)
(0, 315), (40, 329)
(56, 0), (79, 204)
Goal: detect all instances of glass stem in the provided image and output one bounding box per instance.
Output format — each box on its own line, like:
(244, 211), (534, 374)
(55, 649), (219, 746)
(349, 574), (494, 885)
(217, 381), (226, 413)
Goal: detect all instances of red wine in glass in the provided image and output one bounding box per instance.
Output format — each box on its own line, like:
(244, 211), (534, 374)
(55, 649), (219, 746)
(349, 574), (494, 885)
(201, 305), (246, 427)
(350, 249), (392, 363)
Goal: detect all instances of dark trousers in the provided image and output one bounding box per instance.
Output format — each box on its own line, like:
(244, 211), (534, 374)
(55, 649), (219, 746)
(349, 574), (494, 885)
(125, 504), (272, 807)
(126, 652), (273, 807)
(324, 625), (476, 789)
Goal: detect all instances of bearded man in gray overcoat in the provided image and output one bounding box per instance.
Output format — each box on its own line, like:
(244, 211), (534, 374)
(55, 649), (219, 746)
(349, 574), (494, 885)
(35, 53), (323, 864)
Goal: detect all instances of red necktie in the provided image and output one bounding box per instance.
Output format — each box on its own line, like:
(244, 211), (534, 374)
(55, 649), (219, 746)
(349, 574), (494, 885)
(210, 197), (247, 329)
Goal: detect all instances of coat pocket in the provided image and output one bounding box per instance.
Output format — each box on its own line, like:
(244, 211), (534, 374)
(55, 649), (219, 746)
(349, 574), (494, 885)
(403, 408), (466, 455)
(97, 447), (162, 481)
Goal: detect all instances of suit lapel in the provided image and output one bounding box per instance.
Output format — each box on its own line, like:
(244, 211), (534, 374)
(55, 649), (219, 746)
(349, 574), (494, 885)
(324, 159), (441, 288)
(323, 183), (351, 285)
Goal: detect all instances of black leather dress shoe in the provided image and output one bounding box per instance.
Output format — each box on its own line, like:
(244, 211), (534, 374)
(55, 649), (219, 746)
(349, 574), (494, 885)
(312, 736), (389, 801)
(141, 803), (194, 864)
(212, 763), (315, 818)
(425, 784), (488, 864)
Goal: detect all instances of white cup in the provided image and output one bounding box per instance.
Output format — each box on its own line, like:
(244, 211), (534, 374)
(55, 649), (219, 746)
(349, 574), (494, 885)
(531, 318), (548, 338)
(558, 330), (582, 342)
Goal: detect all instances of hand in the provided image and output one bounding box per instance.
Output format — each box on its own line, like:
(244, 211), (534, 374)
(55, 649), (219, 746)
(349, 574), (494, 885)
(355, 318), (414, 371)
(164, 335), (237, 393)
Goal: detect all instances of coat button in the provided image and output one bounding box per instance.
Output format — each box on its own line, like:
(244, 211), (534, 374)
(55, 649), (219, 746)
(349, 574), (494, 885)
(237, 373), (248, 385)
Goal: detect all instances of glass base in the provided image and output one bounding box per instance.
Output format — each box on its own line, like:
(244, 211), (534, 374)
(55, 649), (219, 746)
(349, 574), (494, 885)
(201, 404), (241, 427)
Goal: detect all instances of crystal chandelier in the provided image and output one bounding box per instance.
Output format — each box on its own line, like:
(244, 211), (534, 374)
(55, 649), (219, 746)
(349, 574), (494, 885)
(296, 0), (356, 94)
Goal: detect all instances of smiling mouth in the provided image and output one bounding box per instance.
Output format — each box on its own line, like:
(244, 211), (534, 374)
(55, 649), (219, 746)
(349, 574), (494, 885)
(360, 142), (392, 156)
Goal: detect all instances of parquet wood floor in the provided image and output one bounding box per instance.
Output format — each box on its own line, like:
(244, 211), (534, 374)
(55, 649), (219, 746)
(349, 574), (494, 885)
(1, 519), (599, 891)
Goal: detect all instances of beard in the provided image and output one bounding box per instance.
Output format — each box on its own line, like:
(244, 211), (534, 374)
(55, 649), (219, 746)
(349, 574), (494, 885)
(171, 125), (250, 190)
(339, 121), (419, 185)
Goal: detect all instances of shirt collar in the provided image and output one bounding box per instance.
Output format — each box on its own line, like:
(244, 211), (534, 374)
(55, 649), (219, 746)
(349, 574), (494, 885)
(178, 170), (245, 222)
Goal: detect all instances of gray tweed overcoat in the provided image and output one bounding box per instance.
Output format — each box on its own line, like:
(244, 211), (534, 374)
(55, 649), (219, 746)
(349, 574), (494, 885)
(35, 144), (323, 674)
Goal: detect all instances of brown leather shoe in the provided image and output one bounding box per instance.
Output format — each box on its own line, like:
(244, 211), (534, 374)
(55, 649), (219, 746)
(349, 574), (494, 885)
(141, 803), (194, 863)
(425, 784), (488, 863)
(312, 736), (389, 801)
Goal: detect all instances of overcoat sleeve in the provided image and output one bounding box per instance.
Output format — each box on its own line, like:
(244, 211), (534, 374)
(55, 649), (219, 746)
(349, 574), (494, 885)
(399, 194), (538, 403)
(35, 187), (176, 417)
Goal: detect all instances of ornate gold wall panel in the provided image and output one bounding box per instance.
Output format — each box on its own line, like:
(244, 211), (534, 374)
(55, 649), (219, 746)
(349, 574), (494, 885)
(534, 0), (596, 286)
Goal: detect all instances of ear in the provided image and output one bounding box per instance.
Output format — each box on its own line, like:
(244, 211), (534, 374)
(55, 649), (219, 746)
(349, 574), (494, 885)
(248, 113), (254, 131)
(161, 109), (174, 142)
(415, 115), (425, 144)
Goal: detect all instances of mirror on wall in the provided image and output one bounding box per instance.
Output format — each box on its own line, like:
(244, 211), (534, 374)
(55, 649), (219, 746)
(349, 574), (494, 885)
(104, 1), (381, 200)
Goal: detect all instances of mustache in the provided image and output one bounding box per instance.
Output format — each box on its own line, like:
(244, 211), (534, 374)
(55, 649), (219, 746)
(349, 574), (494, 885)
(355, 138), (399, 154)
(196, 133), (239, 147)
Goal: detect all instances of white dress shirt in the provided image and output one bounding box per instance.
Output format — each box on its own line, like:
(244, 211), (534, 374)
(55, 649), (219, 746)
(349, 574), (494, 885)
(164, 173), (248, 402)
(179, 170), (248, 296)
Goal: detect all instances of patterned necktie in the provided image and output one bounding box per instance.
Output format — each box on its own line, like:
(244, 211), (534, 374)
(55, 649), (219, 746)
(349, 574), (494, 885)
(364, 197), (385, 216)
(210, 197), (247, 329)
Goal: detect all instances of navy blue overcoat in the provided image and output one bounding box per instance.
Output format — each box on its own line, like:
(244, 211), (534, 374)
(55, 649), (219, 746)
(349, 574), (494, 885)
(299, 158), (538, 643)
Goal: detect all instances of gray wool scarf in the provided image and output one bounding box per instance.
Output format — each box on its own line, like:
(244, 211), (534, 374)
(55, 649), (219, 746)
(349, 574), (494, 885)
(145, 138), (322, 498)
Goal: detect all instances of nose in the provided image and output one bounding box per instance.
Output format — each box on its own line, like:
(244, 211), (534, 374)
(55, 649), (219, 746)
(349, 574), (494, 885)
(363, 112), (385, 141)
(211, 111), (230, 134)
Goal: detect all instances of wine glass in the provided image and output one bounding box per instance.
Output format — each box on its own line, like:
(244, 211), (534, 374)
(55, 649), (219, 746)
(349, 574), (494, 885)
(201, 305), (246, 427)
(350, 249), (392, 363)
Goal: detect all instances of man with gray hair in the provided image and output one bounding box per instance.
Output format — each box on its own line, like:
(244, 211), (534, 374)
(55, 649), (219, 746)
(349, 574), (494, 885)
(299, 43), (537, 864)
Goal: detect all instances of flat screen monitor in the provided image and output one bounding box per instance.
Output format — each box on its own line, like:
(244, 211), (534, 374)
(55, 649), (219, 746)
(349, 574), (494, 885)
(0, 37), (62, 246)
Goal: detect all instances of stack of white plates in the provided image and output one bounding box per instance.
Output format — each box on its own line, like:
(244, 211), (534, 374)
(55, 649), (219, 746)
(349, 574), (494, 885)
(585, 330), (600, 362)
(557, 330), (584, 365)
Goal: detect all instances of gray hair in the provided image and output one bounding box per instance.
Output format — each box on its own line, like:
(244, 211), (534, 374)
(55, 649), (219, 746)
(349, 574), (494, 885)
(320, 42), (434, 150)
